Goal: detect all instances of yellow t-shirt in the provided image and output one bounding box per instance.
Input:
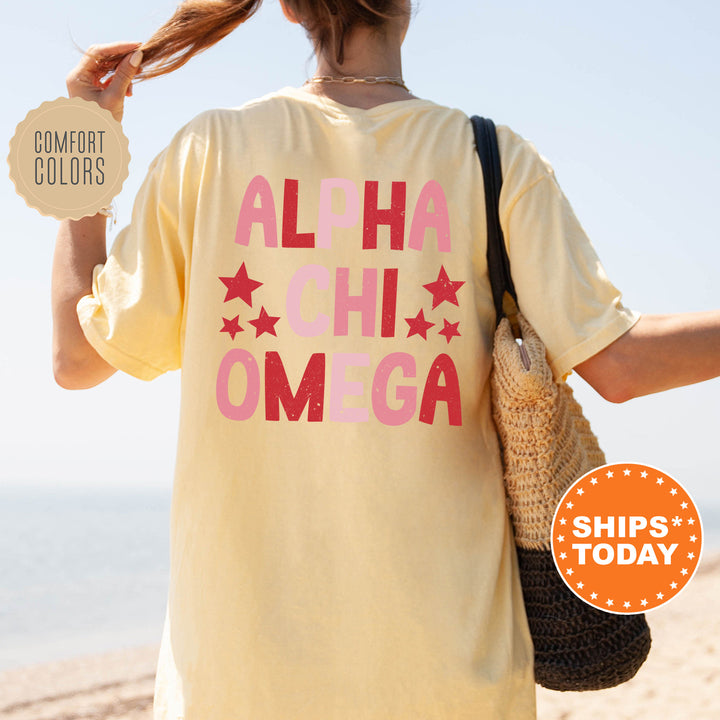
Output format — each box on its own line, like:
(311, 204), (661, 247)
(78, 87), (639, 720)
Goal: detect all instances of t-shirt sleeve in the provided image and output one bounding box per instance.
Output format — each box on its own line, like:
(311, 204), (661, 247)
(76, 125), (200, 381)
(497, 128), (640, 380)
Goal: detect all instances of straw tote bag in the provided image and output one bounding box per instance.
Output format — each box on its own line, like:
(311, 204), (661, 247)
(471, 116), (652, 691)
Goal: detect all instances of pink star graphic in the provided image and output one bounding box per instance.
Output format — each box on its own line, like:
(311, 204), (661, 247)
(219, 263), (263, 306)
(423, 266), (464, 309)
(249, 306), (280, 338)
(405, 309), (435, 339)
(438, 319), (461, 344)
(220, 316), (243, 340)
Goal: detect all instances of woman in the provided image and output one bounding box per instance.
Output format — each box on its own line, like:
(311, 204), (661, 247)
(54, 1), (720, 719)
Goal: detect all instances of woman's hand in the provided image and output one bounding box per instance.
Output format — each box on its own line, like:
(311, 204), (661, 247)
(65, 41), (143, 122)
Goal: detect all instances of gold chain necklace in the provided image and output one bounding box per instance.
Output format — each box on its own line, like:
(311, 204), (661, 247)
(306, 75), (410, 92)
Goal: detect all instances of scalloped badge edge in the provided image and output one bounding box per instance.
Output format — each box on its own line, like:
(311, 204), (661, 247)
(7, 97), (131, 221)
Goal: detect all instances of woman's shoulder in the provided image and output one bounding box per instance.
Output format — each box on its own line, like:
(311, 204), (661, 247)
(176, 90), (553, 139)
(160, 91), (288, 141)
(492, 122), (557, 201)
(179, 88), (311, 127)
(160, 95), (557, 202)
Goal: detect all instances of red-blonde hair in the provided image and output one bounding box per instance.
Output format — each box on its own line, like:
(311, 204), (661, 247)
(101, 0), (407, 81)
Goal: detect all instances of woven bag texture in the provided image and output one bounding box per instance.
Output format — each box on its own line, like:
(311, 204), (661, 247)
(491, 312), (651, 691)
(491, 313), (606, 550)
(516, 548), (652, 690)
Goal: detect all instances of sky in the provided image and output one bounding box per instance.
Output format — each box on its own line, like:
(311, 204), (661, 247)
(2, 1), (720, 522)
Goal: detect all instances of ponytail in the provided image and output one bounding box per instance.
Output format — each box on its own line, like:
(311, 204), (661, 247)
(97, 0), (407, 81)
(286, 1), (405, 66)
(137, 0), (263, 79)
(98, 0), (263, 81)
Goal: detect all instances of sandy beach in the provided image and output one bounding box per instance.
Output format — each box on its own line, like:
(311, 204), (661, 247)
(1, 554), (718, 720)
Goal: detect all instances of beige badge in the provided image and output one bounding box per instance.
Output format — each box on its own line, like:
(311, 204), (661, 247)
(8, 97), (130, 220)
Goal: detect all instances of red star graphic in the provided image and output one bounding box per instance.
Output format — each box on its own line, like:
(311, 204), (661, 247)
(219, 263), (263, 306)
(249, 306), (280, 338)
(438, 319), (461, 344)
(423, 266), (464, 309)
(220, 316), (243, 341)
(405, 308), (435, 340)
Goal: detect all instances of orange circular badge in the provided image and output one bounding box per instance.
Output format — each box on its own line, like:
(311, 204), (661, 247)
(551, 462), (703, 614)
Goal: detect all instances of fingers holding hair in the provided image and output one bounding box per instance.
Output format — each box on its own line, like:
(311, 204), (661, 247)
(66, 41), (144, 122)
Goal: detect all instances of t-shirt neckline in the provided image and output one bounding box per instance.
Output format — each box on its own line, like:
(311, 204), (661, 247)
(277, 85), (436, 118)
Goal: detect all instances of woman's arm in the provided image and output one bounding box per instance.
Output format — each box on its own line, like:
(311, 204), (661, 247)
(52, 42), (142, 389)
(575, 311), (720, 403)
(52, 215), (116, 388)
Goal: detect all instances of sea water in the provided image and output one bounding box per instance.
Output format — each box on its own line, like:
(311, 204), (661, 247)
(0, 481), (718, 673)
(0, 482), (171, 671)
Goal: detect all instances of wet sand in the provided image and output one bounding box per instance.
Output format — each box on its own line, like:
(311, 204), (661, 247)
(1, 555), (718, 719)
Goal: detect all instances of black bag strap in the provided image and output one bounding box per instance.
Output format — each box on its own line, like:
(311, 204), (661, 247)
(471, 116), (520, 328)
